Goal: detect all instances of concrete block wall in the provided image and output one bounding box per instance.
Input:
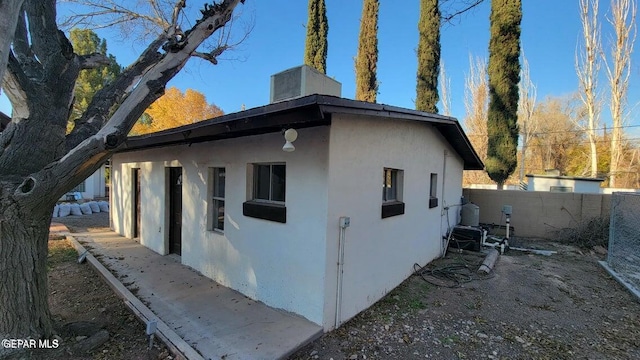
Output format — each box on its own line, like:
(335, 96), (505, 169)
(462, 189), (612, 239)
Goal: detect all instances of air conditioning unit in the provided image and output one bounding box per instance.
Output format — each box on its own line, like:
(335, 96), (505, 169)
(270, 65), (342, 103)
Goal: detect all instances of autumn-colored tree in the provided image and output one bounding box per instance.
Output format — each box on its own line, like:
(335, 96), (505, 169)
(130, 87), (224, 135)
(526, 97), (584, 175)
(355, 0), (379, 102)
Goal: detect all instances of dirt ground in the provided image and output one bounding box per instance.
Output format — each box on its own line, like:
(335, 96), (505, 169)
(13, 212), (171, 360)
(290, 240), (640, 360)
(43, 213), (640, 360)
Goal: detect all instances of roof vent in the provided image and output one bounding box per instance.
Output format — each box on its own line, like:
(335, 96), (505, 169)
(270, 65), (341, 103)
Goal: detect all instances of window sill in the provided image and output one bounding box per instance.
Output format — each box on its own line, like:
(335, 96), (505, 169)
(243, 201), (286, 223)
(382, 201), (405, 218)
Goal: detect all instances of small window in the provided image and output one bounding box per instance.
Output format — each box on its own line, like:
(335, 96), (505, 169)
(70, 180), (86, 193)
(253, 163), (286, 203)
(382, 168), (405, 218)
(209, 167), (225, 231)
(383, 168), (400, 202)
(429, 173), (438, 208)
(243, 163), (287, 223)
(550, 186), (572, 193)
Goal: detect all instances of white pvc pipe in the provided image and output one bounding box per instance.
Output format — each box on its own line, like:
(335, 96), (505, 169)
(335, 226), (346, 328)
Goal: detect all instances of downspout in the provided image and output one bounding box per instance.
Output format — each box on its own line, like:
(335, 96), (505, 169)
(335, 216), (350, 328)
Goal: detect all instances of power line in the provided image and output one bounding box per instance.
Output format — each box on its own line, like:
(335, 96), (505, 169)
(464, 123), (640, 137)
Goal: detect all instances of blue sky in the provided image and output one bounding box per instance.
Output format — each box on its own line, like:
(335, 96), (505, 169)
(1, 0), (637, 129)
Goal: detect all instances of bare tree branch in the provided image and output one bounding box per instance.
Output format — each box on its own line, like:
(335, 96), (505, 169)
(604, 0), (637, 187)
(0, 0), (24, 95)
(518, 50), (537, 183)
(441, 0), (485, 24)
(576, 0), (602, 178)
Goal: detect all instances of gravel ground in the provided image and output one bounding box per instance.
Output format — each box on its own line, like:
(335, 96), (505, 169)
(53, 211), (110, 233)
(52, 214), (640, 360)
(290, 241), (640, 360)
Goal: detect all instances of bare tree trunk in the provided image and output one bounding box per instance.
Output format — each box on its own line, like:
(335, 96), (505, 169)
(462, 55), (492, 187)
(439, 59), (452, 116)
(0, 190), (54, 352)
(0, 0), (244, 343)
(0, 0), (24, 94)
(518, 51), (536, 183)
(605, 0), (636, 188)
(576, 0), (601, 178)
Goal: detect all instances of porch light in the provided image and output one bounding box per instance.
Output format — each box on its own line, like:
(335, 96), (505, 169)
(282, 128), (298, 152)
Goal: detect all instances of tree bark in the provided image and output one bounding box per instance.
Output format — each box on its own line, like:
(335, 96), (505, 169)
(0, 188), (54, 346)
(0, 0), (244, 344)
(0, 0), (24, 95)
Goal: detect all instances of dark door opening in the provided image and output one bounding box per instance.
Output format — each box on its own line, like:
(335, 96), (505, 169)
(168, 167), (182, 255)
(133, 168), (141, 238)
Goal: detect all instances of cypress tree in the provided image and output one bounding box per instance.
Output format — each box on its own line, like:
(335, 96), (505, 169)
(304, 0), (329, 74)
(355, 0), (379, 102)
(415, 0), (440, 113)
(486, 0), (522, 188)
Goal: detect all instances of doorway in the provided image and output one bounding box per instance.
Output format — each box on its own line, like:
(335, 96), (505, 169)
(132, 168), (141, 238)
(168, 167), (182, 255)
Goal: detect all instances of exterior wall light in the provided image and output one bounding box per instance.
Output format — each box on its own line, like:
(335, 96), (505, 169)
(283, 128), (298, 152)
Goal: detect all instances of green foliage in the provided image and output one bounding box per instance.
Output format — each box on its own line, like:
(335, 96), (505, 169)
(68, 29), (122, 131)
(486, 0), (522, 186)
(355, 0), (379, 103)
(415, 0), (440, 113)
(304, 0), (329, 74)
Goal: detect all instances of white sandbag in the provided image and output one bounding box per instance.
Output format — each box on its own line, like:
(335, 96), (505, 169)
(98, 201), (109, 212)
(80, 203), (93, 215)
(88, 201), (100, 213)
(52, 204), (60, 218)
(59, 203), (71, 217)
(70, 203), (83, 216)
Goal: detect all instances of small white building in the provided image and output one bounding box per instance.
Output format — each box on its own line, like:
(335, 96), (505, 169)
(526, 174), (604, 194)
(62, 164), (108, 201)
(110, 70), (482, 331)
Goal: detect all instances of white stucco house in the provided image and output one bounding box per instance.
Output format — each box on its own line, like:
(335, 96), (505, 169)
(526, 174), (604, 194)
(61, 164), (108, 201)
(110, 89), (482, 331)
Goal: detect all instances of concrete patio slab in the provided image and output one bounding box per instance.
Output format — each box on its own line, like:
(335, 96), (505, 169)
(70, 230), (322, 360)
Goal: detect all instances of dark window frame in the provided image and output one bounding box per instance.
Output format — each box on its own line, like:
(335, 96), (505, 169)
(382, 168), (405, 218)
(209, 167), (226, 232)
(244, 163), (287, 223)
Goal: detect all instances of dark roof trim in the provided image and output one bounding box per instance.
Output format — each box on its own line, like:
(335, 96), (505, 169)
(120, 94), (484, 170)
(525, 174), (605, 182)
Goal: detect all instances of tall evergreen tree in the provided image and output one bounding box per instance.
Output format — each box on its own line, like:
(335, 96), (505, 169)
(486, 0), (522, 188)
(69, 29), (121, 129)
(415, 0), (440, 113)
(304, 0), (329, 74)
(355, 0), (379, 102)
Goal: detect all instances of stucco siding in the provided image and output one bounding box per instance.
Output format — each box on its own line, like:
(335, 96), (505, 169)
(111, 127), (330, 325)
(323, 114), (466, 328)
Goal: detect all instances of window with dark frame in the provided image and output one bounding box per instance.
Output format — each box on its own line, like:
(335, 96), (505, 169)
(211, 167), (225, 231)
(382, 168), (405, 218)
(253, 163), (286, 203)
(429, 173), (438, 208)
(383, 168), (398, 202)
(70, 180), (86, 193)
